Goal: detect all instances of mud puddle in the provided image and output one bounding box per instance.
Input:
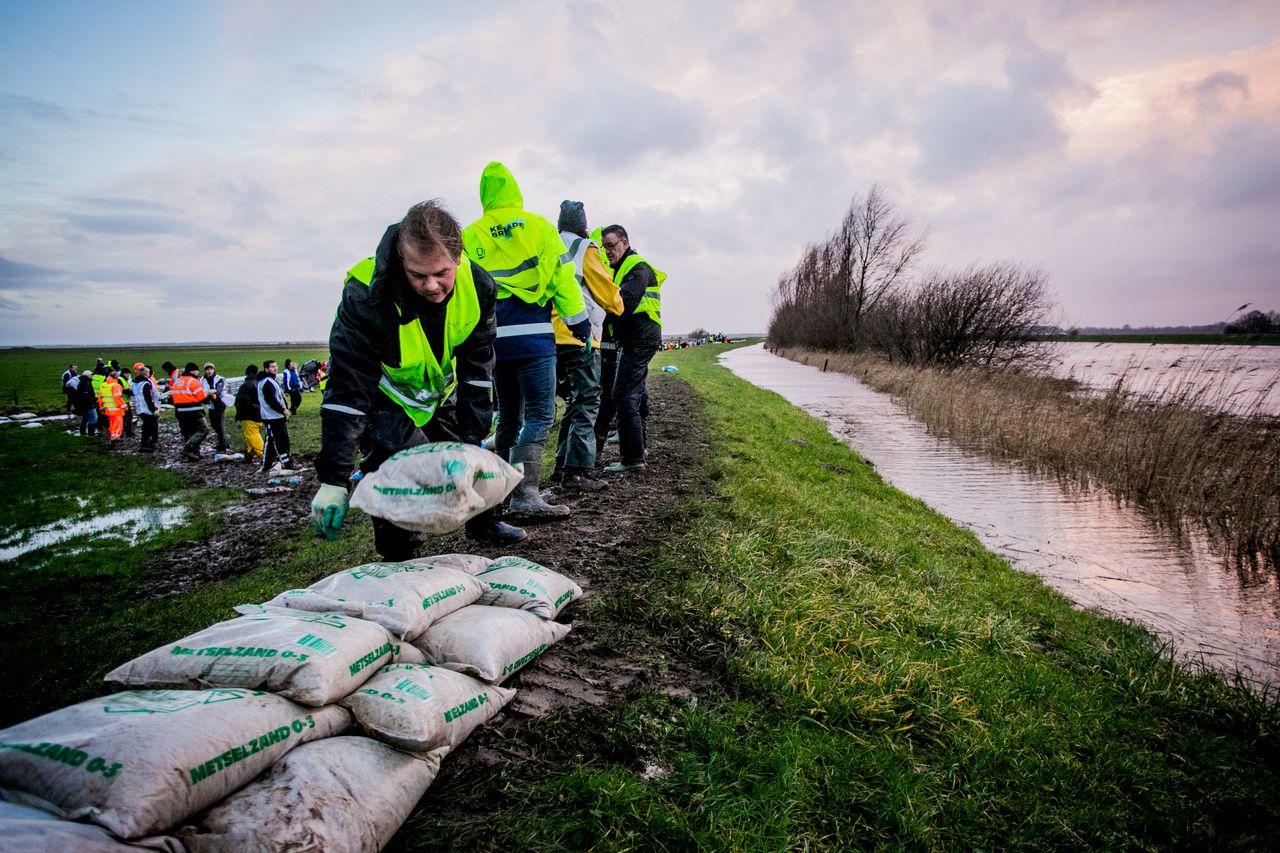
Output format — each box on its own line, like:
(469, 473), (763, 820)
(0, 500), (189, 562)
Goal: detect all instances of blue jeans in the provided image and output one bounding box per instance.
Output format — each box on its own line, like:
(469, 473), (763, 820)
(494, 355), (557, 458)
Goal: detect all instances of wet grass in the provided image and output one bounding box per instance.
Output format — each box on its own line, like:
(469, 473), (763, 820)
(782, 347), (1280, 568)
(0, 404), (343, 726)
(399, 343), (1280, 850)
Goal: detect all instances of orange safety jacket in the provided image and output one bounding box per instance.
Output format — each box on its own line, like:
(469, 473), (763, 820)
(170, 374), (207, 412)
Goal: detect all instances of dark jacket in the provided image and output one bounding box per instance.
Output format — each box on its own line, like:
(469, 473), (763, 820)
(611, 248), (662, 346)
(257, 371), (288, 420)
(315, 223), (498, 488)
(234, 376), (261, 421)
(73, 377), (97, 414)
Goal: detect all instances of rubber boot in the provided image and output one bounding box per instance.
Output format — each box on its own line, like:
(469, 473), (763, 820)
(506, 443), (571, 519)
(465, 506), (527, 544)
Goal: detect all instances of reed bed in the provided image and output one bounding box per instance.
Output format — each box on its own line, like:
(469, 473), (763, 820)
(780, 347), (1280, 569)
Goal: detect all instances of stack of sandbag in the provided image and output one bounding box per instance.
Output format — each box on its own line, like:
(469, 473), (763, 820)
(406, 555), (580, 684)
(349, 442), (523, 533)
(0, 553), (583, 851)
(251, 561), (488, 641)
(104, 606), (407, 706)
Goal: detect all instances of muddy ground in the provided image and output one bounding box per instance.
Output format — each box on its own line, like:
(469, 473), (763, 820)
(133, 377), (721, 793)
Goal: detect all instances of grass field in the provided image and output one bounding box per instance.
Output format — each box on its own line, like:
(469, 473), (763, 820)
(0, 343), (1276, 848)
(0, 345), (329, 413)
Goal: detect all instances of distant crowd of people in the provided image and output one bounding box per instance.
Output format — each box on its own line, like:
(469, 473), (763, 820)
(60, 356), (318, 473)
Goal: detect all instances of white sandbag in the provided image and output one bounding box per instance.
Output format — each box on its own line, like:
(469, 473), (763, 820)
(0, 689), (349, 840)
(0, 798), (182, 852)
(411, 605), (571, 684)
(349, 442), (522, 534)
(340, 664), (514, 752)
(178, 737), (444, 853)
(395, 642), (428, 665)
(256, 562), (486, 641)
(106, 606), (400, 706)
(404, 553), (493, 575)
(474, 555), (583, 619)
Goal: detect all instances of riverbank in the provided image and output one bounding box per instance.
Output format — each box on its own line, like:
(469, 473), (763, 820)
(1, 343), (1277, 848)
(778, 346), (1280, 572)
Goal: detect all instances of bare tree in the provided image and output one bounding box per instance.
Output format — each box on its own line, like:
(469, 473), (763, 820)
(866, 262), (1054, 368)
(831, 185), (928, 349)
(767, 185), (927, 352)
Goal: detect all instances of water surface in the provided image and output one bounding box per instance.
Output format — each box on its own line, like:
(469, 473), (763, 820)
(722, 344), (1280, 684)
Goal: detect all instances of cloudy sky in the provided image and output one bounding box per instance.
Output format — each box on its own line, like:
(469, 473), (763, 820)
(1, 0), (1277, 345)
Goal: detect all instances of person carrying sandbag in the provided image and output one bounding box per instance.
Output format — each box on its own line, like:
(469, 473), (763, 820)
(312, 199), (527, 556)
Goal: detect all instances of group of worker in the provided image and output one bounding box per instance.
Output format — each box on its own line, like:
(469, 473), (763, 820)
(310, 161), (666, 555)
(60, 357), (309, 471)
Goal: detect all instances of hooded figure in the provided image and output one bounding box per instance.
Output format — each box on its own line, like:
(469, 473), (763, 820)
(462, 162), (592, 520)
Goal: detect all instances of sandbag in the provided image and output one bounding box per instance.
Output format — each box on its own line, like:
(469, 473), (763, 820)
(474, 555), (583, 619)
(340, 664), (514, 752)
(404, 553), (492, 575)
(411, 605), (571, 684)
(0, 798), (182, 852)
(255, 562), (486, 640)
(106, 606), (400, 706)
(0, 689), (349, 840)
(179, 737), (444, 853)
(349, 442), (522, 534)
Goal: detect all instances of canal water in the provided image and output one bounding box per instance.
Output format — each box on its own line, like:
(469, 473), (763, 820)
(721, 344), (1280, 684)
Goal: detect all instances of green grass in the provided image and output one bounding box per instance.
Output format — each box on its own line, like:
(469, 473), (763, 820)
(0, 345), (328, 412)
(0, 403), (337, 724)
(403, 343), (1280, 850)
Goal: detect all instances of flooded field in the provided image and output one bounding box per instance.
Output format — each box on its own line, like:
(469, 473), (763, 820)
(723, 344), (1280, 684)
(1046, 341), (1280, 416)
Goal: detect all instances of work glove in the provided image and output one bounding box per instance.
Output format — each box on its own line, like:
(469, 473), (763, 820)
(311, 484), (349, 541)
(583, 336), (594, 355)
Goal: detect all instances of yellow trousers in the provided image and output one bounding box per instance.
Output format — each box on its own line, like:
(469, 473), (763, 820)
(242, 420), (264, 459)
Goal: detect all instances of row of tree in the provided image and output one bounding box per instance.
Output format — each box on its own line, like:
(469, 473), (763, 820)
(768, 186), (1053, 368)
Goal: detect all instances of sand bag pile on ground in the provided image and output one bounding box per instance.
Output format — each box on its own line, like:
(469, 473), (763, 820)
(178, 736), (446, 853)
(105, 607), (401, 706)
(350, 442), (522, 534)
(410, 605), (571, 684)
(0, 689), (349, 839)
(0, 798), (183, 852)
(339, 664), (514, 752)
(474, 555), (583, 619)
(404, 553), (493, 574)
(255, 562), (487, 640)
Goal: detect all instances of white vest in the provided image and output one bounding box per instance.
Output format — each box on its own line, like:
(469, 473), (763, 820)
(131, 380), (155, 416)
(560, 231), (607, 342)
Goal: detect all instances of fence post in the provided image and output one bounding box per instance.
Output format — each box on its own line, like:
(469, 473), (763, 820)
(822, 359), (828, 373)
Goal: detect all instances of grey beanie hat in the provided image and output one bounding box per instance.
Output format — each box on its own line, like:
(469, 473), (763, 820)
(558, 199), (587, 236)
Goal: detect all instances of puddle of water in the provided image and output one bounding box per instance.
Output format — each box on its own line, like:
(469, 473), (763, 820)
(0, 503), (190, 562)
(722, 344), (1280, 684)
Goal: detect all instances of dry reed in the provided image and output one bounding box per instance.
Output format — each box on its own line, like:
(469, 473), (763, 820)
(778, 347), (1280, 569)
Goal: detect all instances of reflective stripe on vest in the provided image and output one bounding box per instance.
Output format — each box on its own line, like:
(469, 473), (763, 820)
(171, 375), (206, 408)
(98, 380), (124, 413)
(615, 254), (667, 327)
(463, 213), (561, 305)
(346, 257), (482, 427)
